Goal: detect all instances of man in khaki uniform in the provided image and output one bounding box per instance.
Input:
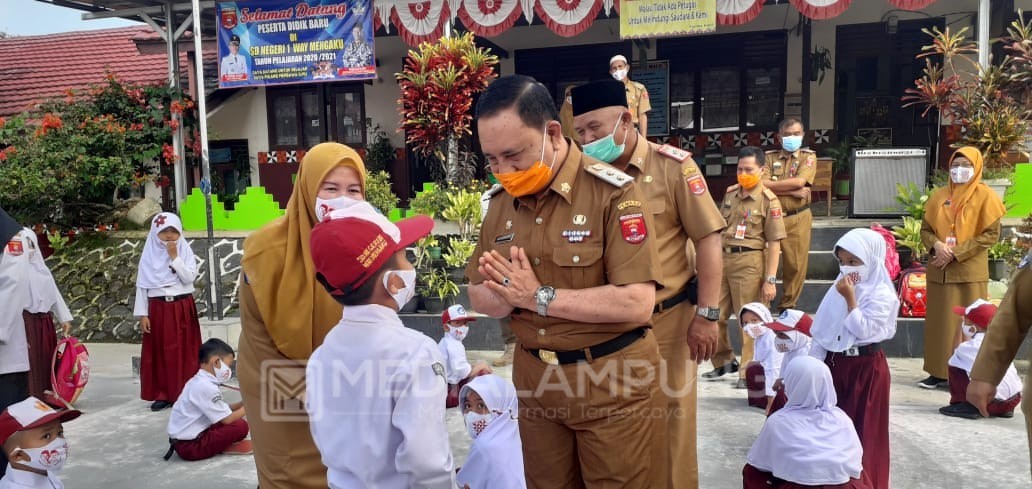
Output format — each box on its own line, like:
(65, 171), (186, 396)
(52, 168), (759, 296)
(968, 250), (1032, 476)
(570, 80), (726, 489)
(707, 146), (786, 387)
(610, 55), (651, 138)
(762, 118), (816, 312)
(467, 75), (666, 489)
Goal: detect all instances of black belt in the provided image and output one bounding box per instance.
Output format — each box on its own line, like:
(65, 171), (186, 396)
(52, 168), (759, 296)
(783, 205), (811, 217)
(723, 246), (762, 254)
(654, 277), (697, 314)
(828, 343), (882, 358)
(149, 293), (193, 303)
(527, 327), (648, 365)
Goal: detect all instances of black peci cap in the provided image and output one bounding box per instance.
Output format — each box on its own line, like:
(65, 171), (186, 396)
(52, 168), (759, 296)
(570, 80), (627, 116)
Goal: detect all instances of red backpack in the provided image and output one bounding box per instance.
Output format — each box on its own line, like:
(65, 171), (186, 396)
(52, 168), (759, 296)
(51, 337), (90, 405)
(870, 223), (901, 281)
(899, 266), (928, 318)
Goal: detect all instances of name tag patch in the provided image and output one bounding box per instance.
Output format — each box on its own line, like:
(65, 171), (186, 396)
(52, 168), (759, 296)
(494, 233), (515, 244)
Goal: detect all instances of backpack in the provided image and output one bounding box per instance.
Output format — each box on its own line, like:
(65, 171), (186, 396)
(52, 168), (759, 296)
(870, 223), (901, 281)
(899, 266), (927, 318)
(51, 337), (89, 405)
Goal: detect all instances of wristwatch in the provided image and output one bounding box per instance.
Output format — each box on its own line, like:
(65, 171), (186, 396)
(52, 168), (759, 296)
(696, 306), (720, 321)
(766, 275), (777, 285)
(535, 286), (557, 317)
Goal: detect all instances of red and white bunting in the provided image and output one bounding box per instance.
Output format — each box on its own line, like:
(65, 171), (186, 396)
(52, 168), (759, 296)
(789, 0), (851, 20)
(887, 0), (938, 10)
(458, 0), (524, 37)
(387, 0), (452, 46)
(534, 0), (602, 37)
(716, 0), (763, 25)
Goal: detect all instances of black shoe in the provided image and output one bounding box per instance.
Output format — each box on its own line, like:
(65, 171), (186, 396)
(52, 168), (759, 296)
(918, 376), (947, 390)
(994, 410), (1015, 418)
(150, 400), (171, 411)
(701, 359), (740, 380)
(939, 402), (983, 419)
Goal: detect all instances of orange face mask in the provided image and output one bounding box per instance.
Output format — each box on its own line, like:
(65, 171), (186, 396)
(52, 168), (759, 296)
(494, 129), (558, 197)
(737, 172), (760, 190)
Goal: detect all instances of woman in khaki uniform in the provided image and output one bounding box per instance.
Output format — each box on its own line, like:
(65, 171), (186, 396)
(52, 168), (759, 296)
(237, 143), (367, 488)
(920, 147), (1006, 389)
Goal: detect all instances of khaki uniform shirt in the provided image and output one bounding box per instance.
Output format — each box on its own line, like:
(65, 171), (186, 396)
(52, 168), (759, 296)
(466, 143), (663, 351)
(970, 252), (1032, 382)
(624, 80), (651, 126)
(719, 184), (787, 250)
(762, 149), (817, 211)
(921, 214), (1002, 284)
(622, 141), (726, 302)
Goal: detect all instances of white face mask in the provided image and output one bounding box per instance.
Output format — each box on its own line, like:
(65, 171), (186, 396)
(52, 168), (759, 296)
(464, 411), (494, 439)
(962, 323), (979, 340)
(214, 360), (233, 384)
(611, 68), (628, 81)
(951, 166), (975, 184)
(383, 270), (417, 310)
(743, 322), (767, 339)
(774, 335), (795, 353)
(840, 265), (866, 284)
(15, 438), (68, 473)
(448, 325), (469, 342)
(315, 195), (361, 223)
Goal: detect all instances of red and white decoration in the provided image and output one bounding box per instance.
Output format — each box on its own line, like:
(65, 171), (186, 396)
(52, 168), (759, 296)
(457, 0), (524, 37)
(716, 0), (763, 26)
(534, 0), (604, 37)
(789, 0), (851, 20)
(385, 0), (453, 46)
(887, 0), (938, 10)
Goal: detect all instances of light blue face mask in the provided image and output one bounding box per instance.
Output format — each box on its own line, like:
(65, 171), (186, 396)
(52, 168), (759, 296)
(582, 117), (629, 163)
(781, 135), (803, 152)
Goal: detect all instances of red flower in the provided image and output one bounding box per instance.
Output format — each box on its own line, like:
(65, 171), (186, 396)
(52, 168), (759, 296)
(0, 146), (14, 161)
(162, 143), (178, 165)
(168, 118), (180, 131)
(155, 175), (171, 188)
(170, 100), (185, 115)
(0, 117), (5, 129)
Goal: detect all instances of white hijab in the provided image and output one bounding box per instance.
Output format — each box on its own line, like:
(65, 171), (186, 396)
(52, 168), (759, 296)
(136, 212), (195, 289)
(747, 356), (864, 485)
(740, 302), (774, 324)
(457, 375), (526, 489)
(812, 228), (898, 352)
(23, 228), (62, 310)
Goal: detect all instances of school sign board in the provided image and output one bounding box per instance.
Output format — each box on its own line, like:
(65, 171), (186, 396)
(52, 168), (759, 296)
(635, 60), (670, 137)
(619, 0), (716, 39)
(216, 0), (376, 88)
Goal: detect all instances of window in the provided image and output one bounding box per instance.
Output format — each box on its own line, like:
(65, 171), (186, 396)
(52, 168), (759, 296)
(267, 84), (366, 150)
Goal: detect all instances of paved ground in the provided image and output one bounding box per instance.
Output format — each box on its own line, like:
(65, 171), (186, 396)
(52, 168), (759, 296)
(59, 344), (1030, 488)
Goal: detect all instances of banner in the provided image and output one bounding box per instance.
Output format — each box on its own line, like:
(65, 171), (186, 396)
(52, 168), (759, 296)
(619, 0), (716, 39)
(635, 60), (670, 137)
(216, 0), (376, 88)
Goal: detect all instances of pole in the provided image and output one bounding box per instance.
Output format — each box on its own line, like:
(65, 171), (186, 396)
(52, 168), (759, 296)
(191, 0), (223, 320)
(978, 0), (991, 68)
(166, 2), (187, 210)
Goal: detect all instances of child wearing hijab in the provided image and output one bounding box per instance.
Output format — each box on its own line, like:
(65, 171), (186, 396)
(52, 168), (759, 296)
(14, 229), (73, 399)
(438, 305), (491, 408)
(740, 303), (782, 409)
(745, 356), (871, 488)
(134, 212), (201, 412)
(810, 228), (897, 489)
(457, 375), (526, 489)
(765, 309), (813, 415)
(939, 299), (1022, 419)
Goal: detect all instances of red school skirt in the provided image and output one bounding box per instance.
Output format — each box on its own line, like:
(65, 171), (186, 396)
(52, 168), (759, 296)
(140, 295), (202, 403)
(825, 349), (891, 489)
(23, 311), (58, 399)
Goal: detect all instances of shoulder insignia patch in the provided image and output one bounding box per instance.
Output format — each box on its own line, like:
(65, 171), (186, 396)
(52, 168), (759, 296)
(482, 183), (505, 200)
(771, 207), (783, 219)
(586, 162), (632, 188)
(6, 240), (23, 256)
(212, 393), (223, 405)
(762, 188), (777, 200)
(805, 155), (815, 167)
(726, 184), (740, 193)
(619, 213), (648, 244)
(685, 174), (707, 196)
(658, 144), (691, 162)
(432, 362), (446, 379)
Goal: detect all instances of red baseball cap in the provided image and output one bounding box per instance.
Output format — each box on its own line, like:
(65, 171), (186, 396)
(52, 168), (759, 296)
(767, 309), (813, 337)
(953, 299), (997, 329)
(0, 396), (81, 446)
(442, 304), (477, 325)
(311, 201), (433, 295)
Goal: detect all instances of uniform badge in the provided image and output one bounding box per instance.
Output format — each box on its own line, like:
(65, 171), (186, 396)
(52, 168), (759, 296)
(617, 200), (642, 211)
(619, 213), (647, 244)
(432, 362), (446, 379)
(686, 175), (707, 195)
(659, 144), (691, 162)
(505, 220), (512, 230)
(806, 156), (815, 168)
(771, 208), (783, 219)
(573, 215), (587, 225)
(560, 182), (572, 193)
(5, 240), (23, 256)
(494, 233), (515, 244)
(212, 394), (223, 404)
(643, 175), (654, 183)
(562, 230), (592, 243)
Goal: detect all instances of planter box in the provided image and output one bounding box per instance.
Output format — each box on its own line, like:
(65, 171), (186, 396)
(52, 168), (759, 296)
(984, 178), (1012, 202)
(989, 260), (1011, 281)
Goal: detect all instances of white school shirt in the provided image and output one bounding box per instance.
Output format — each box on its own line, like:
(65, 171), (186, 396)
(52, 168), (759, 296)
(753, 331), (784, 397)
(949, 333), (1023, 400)
(438, 335), (471, 384)
(220, 54), (247, 76)
(132, 256), (197, 317)
(19, 229), (72, 322)
(0, 466), (63, 489)
(306, 304), (456, 489)
(167, 369), (233, 440)
(0, 231), (31, 375)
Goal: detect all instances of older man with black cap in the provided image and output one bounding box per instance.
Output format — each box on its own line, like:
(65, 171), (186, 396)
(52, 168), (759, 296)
(220, 34), (248, 80)
(571, 79), (726, 489)
(0, 206), (30, 477)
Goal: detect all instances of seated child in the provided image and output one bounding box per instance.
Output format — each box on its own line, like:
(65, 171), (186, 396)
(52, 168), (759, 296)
(438, 304), (492, 408)
(740, 303), (783, 409)
(765, 309), (814, 415)
(305, 202), (456, 488)
(0, 396), (81, 489)
(165, 338), (250, 461)
(939, 299), (1023, 419)
(456, 375), (526, 489)
(745, 356), (872, 489)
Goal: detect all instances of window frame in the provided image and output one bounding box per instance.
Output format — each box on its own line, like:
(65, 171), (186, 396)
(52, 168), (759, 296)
(266, 83), (367, 151)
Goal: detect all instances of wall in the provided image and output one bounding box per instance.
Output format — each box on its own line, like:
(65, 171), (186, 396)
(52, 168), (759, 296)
(207, 88), (270, 186)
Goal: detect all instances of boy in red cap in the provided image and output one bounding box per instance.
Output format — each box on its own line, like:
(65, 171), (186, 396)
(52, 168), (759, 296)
(304, 201), (456, 488)
(438, 304), (492, 408)
(940, 299), (1023, 419)
(0, 396), (80, 488)
(765, 309), (813, 415)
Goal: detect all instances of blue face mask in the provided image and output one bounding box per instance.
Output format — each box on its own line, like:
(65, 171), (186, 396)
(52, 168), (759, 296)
(781, 135), (803, 152)
(582, 117), (628, 163)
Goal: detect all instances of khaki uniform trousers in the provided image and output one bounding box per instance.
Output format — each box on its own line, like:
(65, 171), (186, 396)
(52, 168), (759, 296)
(514, 330), (665, 489)
(713, 250), (765, 376)
(779, 208), (812, 311)
(652, 301), (699, 489)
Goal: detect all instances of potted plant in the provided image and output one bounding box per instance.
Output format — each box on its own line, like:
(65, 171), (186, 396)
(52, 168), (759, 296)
(413, 235), (440, 273)
(443, 238), (476, 282)
(365, 121), (395, 173)
(441, 188), (483, 241)
(408, 184), (449, 220)
(988, 239), (1017, 280)
(421, 267), (459, 313)
(365, 171), (400, 215)
(892, 216), (928, 267)
(824, 138), (852, 200)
